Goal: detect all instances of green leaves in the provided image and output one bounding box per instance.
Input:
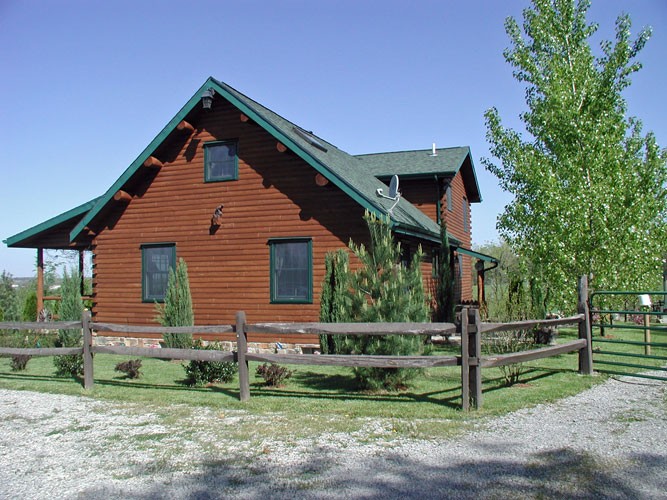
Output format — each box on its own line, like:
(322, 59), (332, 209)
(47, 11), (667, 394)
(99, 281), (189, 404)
(484, 0), (666, 309)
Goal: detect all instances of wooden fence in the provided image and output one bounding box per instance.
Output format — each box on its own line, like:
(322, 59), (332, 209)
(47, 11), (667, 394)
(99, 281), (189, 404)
(0, 277), (593, 411)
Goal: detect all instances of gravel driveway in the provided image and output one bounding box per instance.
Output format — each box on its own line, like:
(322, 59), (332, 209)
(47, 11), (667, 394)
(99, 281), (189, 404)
(0, 371), (665, 500)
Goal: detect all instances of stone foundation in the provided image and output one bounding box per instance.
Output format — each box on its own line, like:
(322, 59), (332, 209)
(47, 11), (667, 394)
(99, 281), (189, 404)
(92, 335), (319, 355)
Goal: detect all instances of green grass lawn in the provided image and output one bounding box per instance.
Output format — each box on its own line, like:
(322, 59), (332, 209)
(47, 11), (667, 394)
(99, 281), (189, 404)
(0, 324), (662, 439)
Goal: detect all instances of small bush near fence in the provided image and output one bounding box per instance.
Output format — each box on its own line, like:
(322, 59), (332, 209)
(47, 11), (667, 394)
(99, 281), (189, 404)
(184, 340), (237, 386)
(115, 359), (143, 379)
(10, 354), (30, 371)
(484, 329), (536, 385)
(256, 363), (294, 387)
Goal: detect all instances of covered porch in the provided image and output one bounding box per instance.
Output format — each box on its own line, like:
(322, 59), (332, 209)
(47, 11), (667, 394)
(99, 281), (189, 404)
(3, 198), (98, 318)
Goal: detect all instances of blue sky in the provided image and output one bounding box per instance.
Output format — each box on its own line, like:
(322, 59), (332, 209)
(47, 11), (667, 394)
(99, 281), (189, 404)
(1, 0), (665, 277)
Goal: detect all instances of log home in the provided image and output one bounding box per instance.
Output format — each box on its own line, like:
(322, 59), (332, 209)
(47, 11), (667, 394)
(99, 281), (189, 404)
(5, 77), (495, 346)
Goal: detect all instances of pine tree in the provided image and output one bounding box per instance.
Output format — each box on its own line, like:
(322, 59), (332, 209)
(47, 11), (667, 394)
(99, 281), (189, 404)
(22, 291), (37, 321)
(155, 258), (194, 348)
(318, 249), (349, 353)
(54, 269), (84, 376)
(435, 218), (456, 323)
(0, 271), (20, 322)
(341, 211), (430, 391)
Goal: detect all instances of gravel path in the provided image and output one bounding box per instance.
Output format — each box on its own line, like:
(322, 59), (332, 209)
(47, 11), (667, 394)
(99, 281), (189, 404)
(0, 372), (665, 500)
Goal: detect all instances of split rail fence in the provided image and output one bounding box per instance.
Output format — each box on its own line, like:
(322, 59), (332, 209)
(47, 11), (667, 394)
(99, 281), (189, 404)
(0, 277), (593, 410)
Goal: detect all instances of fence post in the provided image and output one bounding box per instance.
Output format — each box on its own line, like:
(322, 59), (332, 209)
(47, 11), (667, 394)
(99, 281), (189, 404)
(460, 308), (469, 411)
(82, 310), (94, 389)
(469, 308), (482, 409)
(577, 275), (593, 375)
(236, 311), (250, 402)
(461, 307), (482, 410)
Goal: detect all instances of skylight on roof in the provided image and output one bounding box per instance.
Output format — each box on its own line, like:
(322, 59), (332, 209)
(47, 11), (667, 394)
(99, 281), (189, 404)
(292, 127), (328, 152)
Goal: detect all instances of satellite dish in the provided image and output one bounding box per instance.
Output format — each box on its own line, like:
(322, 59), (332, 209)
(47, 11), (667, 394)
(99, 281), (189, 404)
(375, 174), (401, 214)
(388, 175), (399, 199)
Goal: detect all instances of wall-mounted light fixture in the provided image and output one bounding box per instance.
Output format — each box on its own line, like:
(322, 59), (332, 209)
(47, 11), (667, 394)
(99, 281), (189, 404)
(201, 88), (215, 110)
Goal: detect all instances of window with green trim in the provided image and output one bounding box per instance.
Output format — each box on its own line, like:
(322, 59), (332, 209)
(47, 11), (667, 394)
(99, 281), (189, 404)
(204, 140), (238, 182)
(446, 185), (452, 211)
(269, 238), (312, 303)
(141, 243), (175, 302)
(431, 248), (439, 277)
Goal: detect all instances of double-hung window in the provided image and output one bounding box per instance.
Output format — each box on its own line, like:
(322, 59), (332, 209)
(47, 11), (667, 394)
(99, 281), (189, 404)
(269, 238), (312, 303)
(141, 243), (175, 302)
(204, 140), (238, 182)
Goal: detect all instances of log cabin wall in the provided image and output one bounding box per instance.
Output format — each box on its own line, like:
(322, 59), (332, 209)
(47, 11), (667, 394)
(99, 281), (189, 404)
(91, 98), (369, 343)
(398, 178), (440, 222)
(400, 175), (474, 302)
(442, 173), (473, 301)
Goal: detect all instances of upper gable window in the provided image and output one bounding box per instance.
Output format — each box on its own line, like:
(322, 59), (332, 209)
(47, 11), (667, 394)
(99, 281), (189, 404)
(446, 185), (452, 211)
(204, 140), (238, 182)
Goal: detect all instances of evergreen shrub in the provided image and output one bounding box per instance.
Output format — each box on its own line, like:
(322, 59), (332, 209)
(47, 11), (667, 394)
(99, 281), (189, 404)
(184, 340), (237, 386)
(53, 269), (84, 377)
(332, 212), (431, 391)
(155, 258), (194, 349)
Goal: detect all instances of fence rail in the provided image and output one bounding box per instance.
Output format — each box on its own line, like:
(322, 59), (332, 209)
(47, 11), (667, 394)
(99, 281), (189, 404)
(1, 276), (595, 410)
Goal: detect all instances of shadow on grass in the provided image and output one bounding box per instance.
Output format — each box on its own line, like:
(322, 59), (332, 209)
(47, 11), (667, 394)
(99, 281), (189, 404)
(0, 364), (572, 411)
(0, 372), (84, 385)
(480, 368), (561, 393)
(78, 447), (663, 499)
(250, 371), (461, 408)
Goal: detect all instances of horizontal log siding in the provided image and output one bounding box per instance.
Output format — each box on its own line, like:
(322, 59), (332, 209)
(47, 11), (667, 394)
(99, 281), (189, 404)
(399, 178), (439, 222)
(400, 174), (475, 302)
(443, 173), (472, 301)
(92, 99), (368, 343)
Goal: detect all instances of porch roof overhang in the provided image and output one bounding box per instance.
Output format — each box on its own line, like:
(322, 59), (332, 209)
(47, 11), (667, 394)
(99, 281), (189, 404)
(456, 247), (499, 270)
(3, 197), (100, 249)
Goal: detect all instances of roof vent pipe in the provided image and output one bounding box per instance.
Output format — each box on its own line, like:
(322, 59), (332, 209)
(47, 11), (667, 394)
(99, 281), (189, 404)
(430, 142), (438, 157)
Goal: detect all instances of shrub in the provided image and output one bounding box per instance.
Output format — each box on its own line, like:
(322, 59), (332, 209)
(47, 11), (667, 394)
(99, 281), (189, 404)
(10, 354), (30, 371)
(22, 291), (37, 322)
(184, 340), (237, 386)
(435, 218), (456, 323)
(338, 212), (430, 391)
(155, 258), (194, 349)
(484, 329), (535, 385)
(318, 249), (349, 354)
(54, 269), (83, 377)
(0, 271), (20, 322)
(115, 359), (143, 379)
(256, 363), (294, 387)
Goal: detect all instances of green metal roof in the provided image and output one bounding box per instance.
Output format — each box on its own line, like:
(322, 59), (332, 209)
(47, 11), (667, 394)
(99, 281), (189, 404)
(355, 147), (469, 177)
(8, 78), (481, 250)
(4, 197), (101, 248)
(456, 247), (499, 263)
(356, 147), (482, 203)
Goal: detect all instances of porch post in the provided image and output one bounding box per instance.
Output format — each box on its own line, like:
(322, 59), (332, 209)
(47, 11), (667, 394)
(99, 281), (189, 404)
(476, 260), (485, 305)
(79, 250), (85, 296)
(36, 248), (44, 318)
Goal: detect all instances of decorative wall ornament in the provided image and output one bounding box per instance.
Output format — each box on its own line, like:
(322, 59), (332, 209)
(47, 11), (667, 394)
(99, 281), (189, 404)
(211, 204), (223, 226)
